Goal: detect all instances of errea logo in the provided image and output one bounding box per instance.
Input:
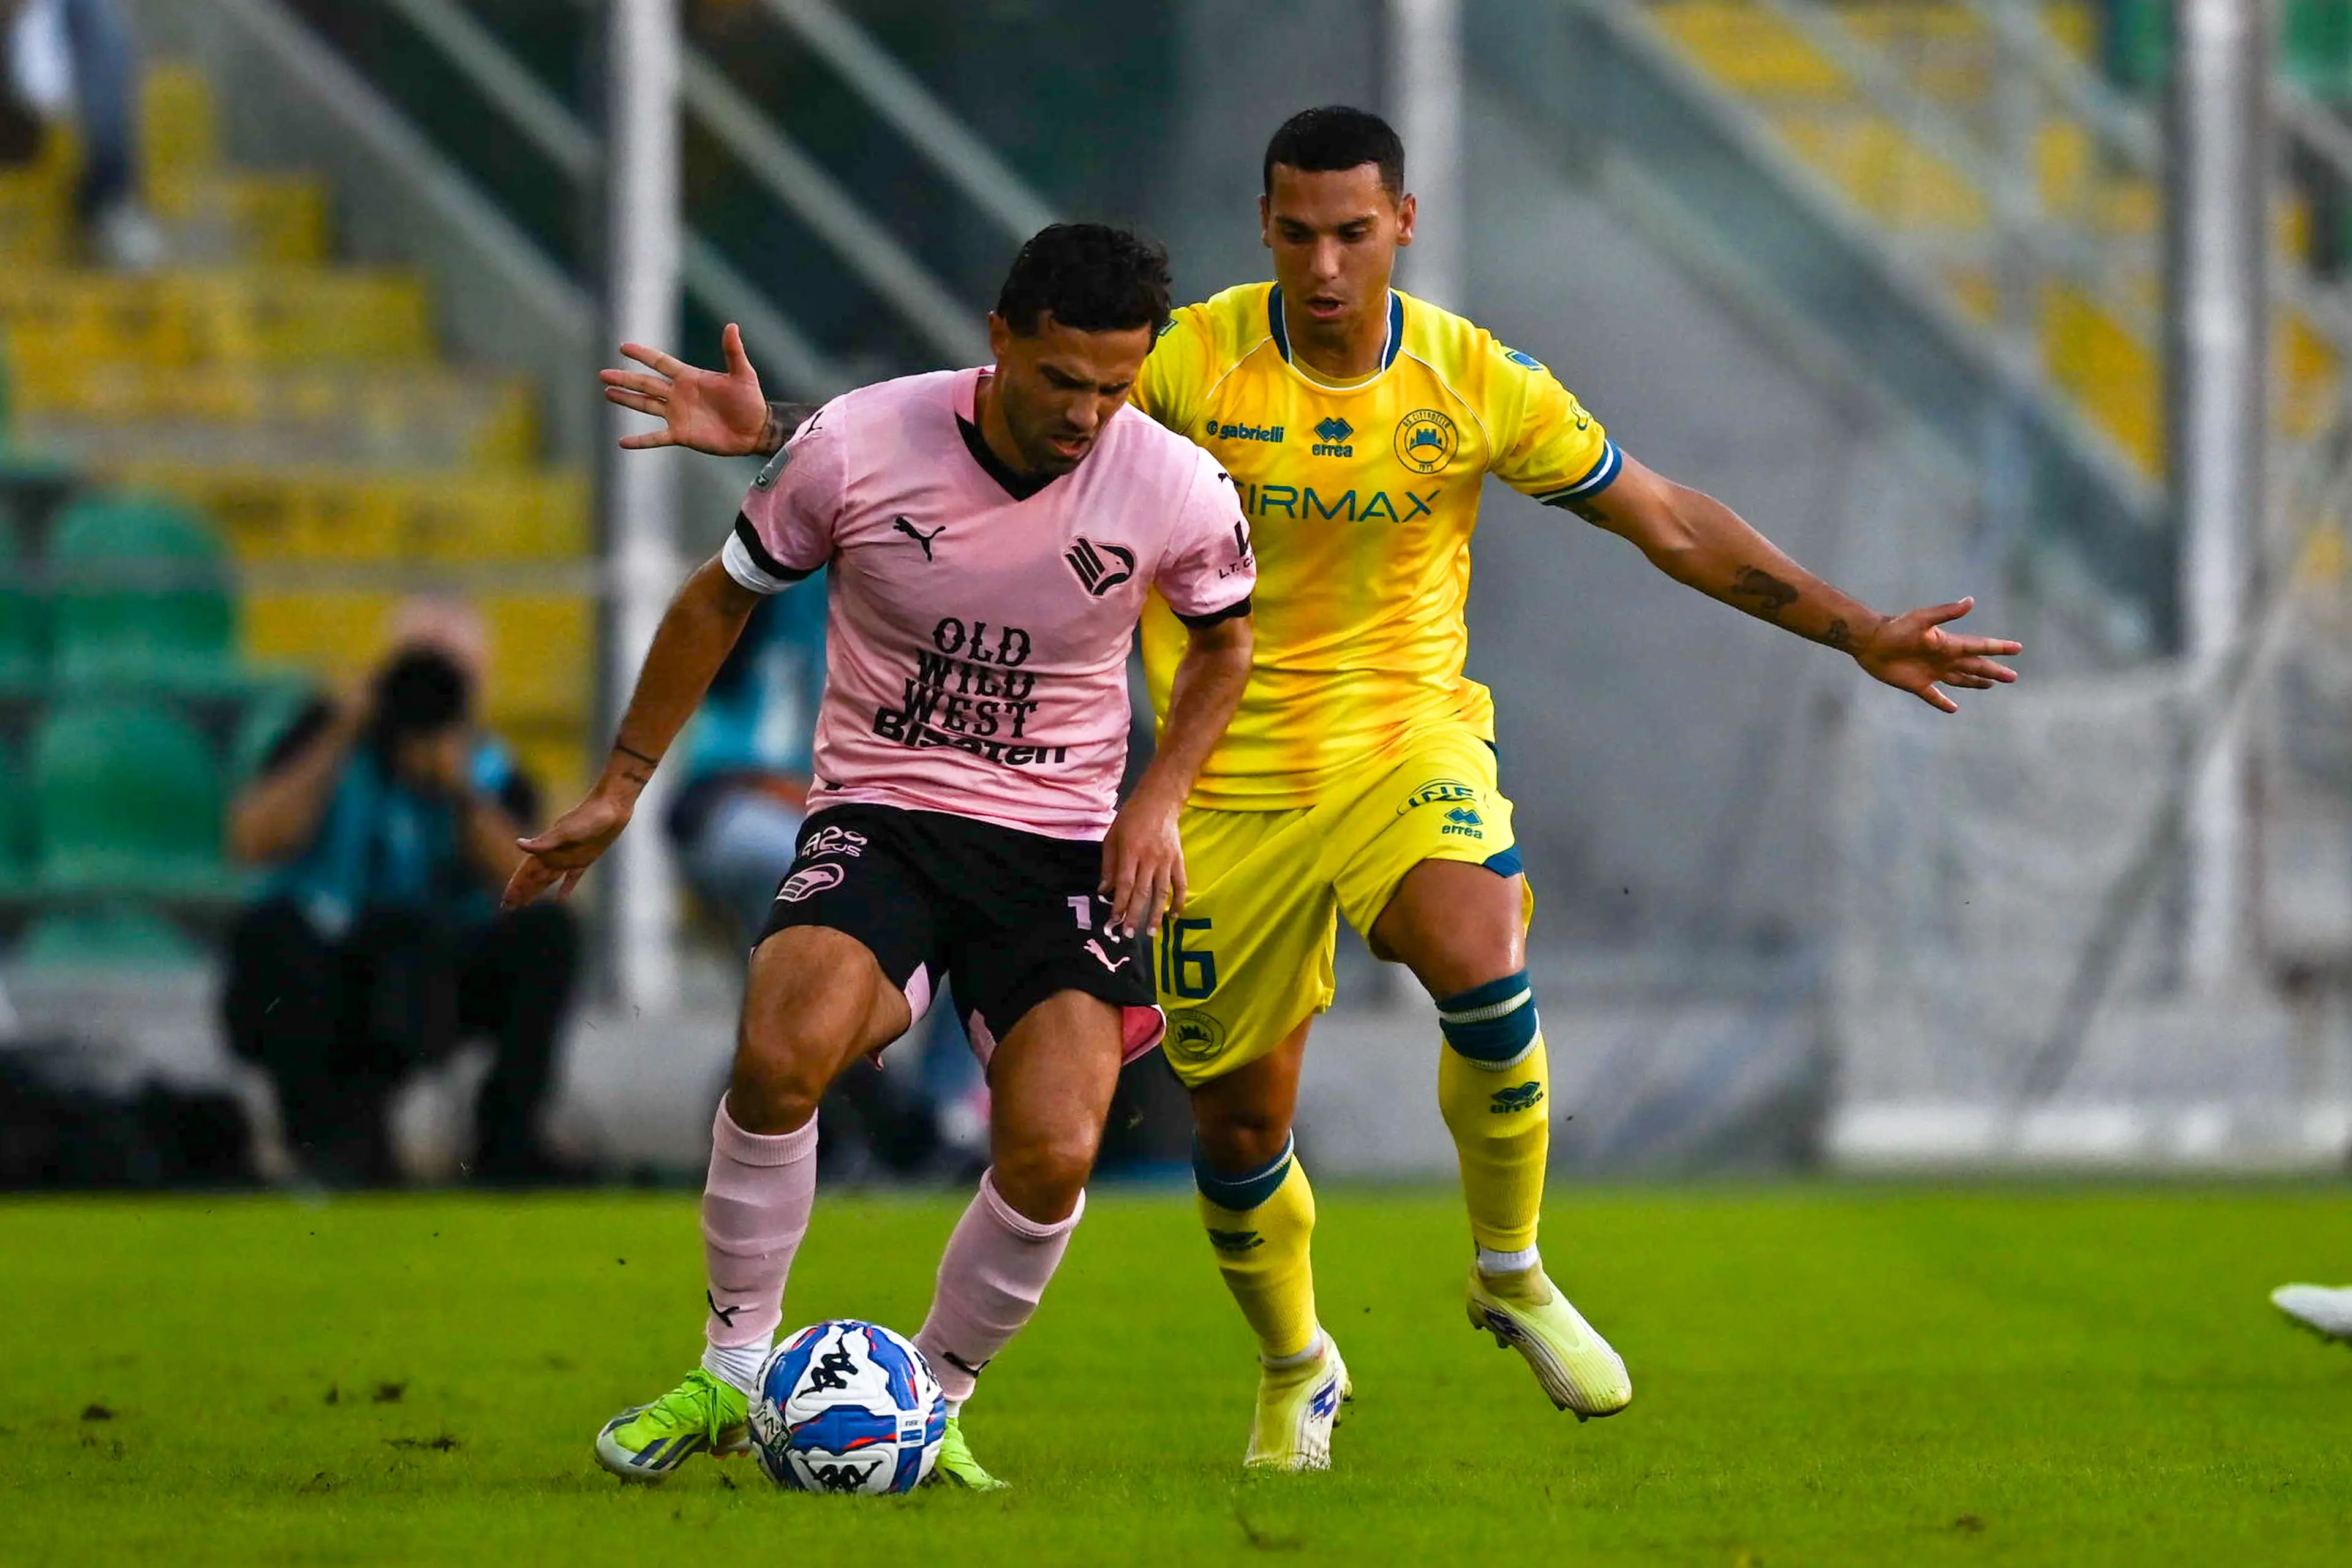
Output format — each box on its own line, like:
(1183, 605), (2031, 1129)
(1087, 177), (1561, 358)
(1312, 416), (1355, 458)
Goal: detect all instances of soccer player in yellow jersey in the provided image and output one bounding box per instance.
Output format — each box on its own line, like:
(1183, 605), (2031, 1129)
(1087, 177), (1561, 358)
(600, 105), (2021, 1474)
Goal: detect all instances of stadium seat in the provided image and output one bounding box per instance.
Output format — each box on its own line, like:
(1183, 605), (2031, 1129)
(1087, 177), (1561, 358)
(0, 512), (41, 690)
(0, 733), (31, 886)
(15, 903), (201, 968)
(32, 698), (230, 894)
(47, 495), (238, 690)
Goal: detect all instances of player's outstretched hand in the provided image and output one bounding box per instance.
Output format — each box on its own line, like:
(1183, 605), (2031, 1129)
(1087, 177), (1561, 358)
(503, 789), (634, 909)
(1101, 785), (1186, 938)
(600, 322), (771, 456)
(1853, 597), (2022, 713)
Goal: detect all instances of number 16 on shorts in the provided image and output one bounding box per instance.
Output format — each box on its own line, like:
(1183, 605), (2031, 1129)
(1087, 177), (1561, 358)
(1159, 913), (1216, 1000)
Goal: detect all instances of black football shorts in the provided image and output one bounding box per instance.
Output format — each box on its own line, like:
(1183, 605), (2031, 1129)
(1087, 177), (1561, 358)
(756, 804), (1164, 1065)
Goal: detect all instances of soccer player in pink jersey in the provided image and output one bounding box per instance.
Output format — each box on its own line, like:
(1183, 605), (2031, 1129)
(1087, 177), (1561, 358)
(504, 225), (1256, 1490)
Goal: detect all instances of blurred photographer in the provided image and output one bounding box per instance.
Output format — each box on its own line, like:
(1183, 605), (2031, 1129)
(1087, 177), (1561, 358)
(220, 600), (578, 1187)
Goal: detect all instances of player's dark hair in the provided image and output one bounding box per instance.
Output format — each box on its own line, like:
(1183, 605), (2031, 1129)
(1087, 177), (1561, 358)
(995, 222), (1172, 338)
(1262, 105), (1405, 200)
(369, 646), (472, 758)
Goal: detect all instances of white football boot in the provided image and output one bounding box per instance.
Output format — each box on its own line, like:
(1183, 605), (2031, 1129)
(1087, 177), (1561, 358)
(2272, 1283), (2352, 1341)
(1243, 1333), (1352, 1472)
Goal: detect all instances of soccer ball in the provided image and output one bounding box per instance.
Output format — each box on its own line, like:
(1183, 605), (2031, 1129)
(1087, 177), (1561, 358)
(749, 1320), (946, 1494)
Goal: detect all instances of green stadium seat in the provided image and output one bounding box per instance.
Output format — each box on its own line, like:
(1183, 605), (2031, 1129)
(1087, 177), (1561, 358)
(0, 733), (31, 888)
(48, 495), (239, 692)
(16, 903), (202, 968)
(0, 511), (43, 692)
(2286, 0), (2352, 100)
(32, 698), (230, 895)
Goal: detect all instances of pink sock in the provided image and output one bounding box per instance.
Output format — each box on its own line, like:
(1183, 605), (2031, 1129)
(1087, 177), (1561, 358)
(914, 1170), (1084, 1405)
(699, 1100), (818, 1389)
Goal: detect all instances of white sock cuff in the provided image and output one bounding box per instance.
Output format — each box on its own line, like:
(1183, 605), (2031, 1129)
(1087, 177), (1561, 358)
(713, 1100), (818, 1166)
(701, 1339), (772, 1396)
(1259, 1329), (1325, 1371)
(1477, 1244), (1542, 1276)
(978, 1169), (1085, 1242)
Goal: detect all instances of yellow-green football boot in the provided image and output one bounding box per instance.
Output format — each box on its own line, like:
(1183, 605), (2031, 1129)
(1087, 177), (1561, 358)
(1243, 1333), (1352, 1472)
(594, 1368), (752, 1482)
(923, 1414), (1008, 1491)
(1467, 1264), (1631, 1420)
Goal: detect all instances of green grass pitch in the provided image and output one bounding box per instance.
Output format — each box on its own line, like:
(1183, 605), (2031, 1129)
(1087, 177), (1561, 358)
(7, 1184), (2351, 1564)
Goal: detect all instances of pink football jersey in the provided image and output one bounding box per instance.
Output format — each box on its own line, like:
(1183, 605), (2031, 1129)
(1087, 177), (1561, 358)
(723, 367), (1255, 839)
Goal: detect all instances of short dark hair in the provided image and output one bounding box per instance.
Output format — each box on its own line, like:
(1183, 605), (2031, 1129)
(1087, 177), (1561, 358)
(370, 646), (472, 756)
(1262, 105), (1404, 200)
(995, 222), (1172, 338)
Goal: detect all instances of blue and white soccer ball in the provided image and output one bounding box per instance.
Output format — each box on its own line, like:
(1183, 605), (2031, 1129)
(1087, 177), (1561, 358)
(750, 1320), (946, 1494)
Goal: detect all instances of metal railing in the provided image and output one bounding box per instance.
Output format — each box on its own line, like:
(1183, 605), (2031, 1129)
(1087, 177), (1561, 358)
(380, 0), (1063, 392)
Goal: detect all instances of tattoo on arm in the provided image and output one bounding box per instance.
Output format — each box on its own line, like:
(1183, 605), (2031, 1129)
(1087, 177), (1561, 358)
(1729, 566), (1800, 620)
(1822, 618), (1853, 651)
(760, 401), (819, 456)
(612, 741), (660, 784)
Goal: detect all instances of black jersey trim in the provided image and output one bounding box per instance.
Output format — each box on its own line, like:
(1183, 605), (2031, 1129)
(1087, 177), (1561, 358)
(957, 415), (1060, 502)
(732, 513), (815, 583)
(1175, 594), (1253, 629)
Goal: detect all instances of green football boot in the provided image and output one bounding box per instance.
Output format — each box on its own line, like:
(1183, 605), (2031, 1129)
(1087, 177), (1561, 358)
(924, 1414), (1008, 1491)
(594, 1368), (752, 1483)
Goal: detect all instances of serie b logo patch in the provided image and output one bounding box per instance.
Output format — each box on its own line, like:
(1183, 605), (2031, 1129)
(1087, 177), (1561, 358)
(1393, 409), (1459, 474)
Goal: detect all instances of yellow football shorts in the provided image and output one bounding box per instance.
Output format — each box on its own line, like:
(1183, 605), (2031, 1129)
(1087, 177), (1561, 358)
(1155, 726), (1531, 1087)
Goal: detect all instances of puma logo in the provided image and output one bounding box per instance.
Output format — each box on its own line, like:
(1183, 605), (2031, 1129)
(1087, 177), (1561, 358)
(1084, 938), (1131, 973)
(893, 516), (944, 559)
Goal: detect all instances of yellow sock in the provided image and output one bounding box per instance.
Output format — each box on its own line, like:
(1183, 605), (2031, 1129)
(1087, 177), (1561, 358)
(1194, 1139), (1319, 1360)
(1436, 974), (1551, 1256)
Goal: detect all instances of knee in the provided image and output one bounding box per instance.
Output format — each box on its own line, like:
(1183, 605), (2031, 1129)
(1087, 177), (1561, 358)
(726, 1039), (830, 1135)
(1191, 1098), (1291, 1177)
(989, 1128), (1099, 1224)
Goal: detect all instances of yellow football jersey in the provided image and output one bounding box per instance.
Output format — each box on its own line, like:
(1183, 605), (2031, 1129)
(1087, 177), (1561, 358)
(1134, 282), (1619, 808)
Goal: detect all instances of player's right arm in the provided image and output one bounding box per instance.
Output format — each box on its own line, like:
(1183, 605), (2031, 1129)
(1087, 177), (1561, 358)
(499, 556), (763, 907)
(503, 407), (845, 907)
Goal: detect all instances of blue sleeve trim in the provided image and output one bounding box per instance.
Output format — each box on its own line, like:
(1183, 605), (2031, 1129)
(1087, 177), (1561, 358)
(1535, 439), (1623, 507)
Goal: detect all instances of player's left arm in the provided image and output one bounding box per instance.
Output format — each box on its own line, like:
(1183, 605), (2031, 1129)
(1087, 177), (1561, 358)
(1571, 454), (2021, 712)
(1102, 460), (1258, 935)
(1102, 609), (1252, 938)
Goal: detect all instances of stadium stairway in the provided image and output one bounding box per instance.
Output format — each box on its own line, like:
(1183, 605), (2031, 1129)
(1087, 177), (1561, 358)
(1640, 0), (2342, 481)
(0, 62), (592, 805)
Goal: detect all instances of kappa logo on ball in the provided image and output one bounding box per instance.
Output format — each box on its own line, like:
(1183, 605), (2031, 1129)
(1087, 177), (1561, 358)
(777, 864), (845, 903)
